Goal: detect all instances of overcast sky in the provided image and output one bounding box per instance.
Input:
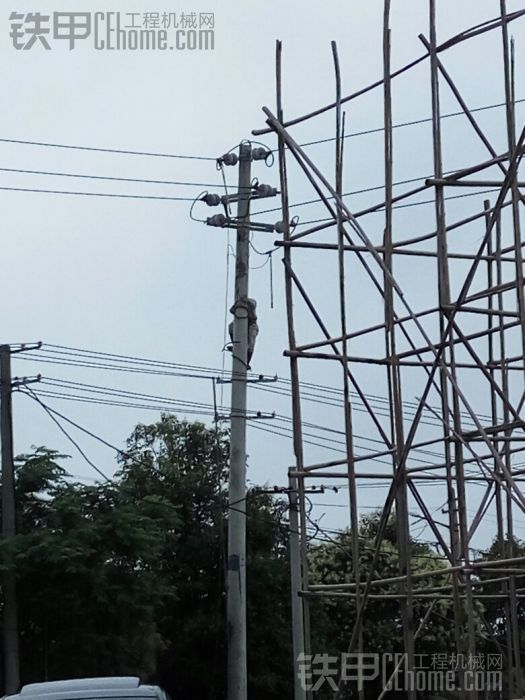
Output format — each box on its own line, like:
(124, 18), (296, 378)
(3, 0), (525, 551)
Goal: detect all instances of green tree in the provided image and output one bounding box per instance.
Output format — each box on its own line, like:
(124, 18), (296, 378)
(8, 446), (178, 683)
(118, 415), (230, 700)
(2, 416), (293, 700)
(117, 415), (292, 700)
(478, 534), (525, 695)
(246, 491), (291, 700)
(308, 511), (458, 698)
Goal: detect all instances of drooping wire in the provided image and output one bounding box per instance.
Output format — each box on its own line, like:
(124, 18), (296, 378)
(189, 190), (209, 223)
(293, 96), (525, 149)
(13, 342), (497, 427)
(0, 185), (197, 201)
(1, 96), (523, 163)
(20, 389), (283, 522)
(218, 160), (234, 407)
(22, 374), (453, 465)
(0, 167), (232, 189)
(272, 187), (503, 227)
(0, 137), (216, 160)
(24, 386), (110, 482)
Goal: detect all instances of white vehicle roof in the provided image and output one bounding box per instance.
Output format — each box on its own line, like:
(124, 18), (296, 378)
(4, 677), (166, 700)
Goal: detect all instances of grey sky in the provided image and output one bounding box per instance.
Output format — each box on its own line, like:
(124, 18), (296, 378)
(3, 0), (525, 550)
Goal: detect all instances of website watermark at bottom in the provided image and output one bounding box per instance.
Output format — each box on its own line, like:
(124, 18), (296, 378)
(9, 11), (215, 51)
(298, 652), (503, 693)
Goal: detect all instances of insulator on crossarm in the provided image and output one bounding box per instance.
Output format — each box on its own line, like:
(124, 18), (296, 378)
(255, 183), (278, 197)
(207, 213), (228, 227)
(251, 147), (271, 161)
(201, 193), (221, 206)
(274, 221), (286, 233)
(220, 152), (238, 167)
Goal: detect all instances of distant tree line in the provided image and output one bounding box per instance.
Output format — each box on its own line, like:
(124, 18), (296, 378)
(0, 414), (522, 699)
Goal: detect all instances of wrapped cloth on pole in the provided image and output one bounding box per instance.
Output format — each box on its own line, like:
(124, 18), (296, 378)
(228, 298), (259, 369)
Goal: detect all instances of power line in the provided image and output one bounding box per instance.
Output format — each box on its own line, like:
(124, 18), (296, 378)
(23, 344), (485, 434)
(24, 387), (110, 482)
(32, 379), (364, 455)
(27, 383), (422, 464)
(0, 167), (232, 189)
(23, 388), (496, 483)
(12, 343), (493, 438)
(26, 381), (449, 467)
(260, 186), (502, 224)
(40, 367), (447, 434)
(273, 414), (438, 467)
(0, 138), (216, 161)
(0, 186), (196, 201)
(27, 381), (469, 549)
(297, 97), (525, 149)
(278, 377), (490, 424)
(25, 389), (139, 461)
(255, 172), (431, 215)
(14, 344), (485, 430)
(26, 388), (219, 418)
(3, 96), (523, 165)
(305, 515), (451, 562)
(20, 390), (274, 522)
(16, 353), (222, 379)
(248, 420), (346, 454)
(254, 104), (523, 219)
(24, 385), (352, 456)
(42, 376), (220, 409)
(251, 382), (460, 430)
(43, 344), (238, 374)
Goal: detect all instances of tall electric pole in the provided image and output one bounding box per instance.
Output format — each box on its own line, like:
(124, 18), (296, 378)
(1, 345), (20, 695)
(288, 474), (306, 700)
(227, 142), (252, 700)
(203, 142), (276, 700)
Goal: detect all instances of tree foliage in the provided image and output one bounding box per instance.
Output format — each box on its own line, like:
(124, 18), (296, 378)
(308, 511), (457, 662)
(2, 417), (292, 700)
(0, 418), (517, 700)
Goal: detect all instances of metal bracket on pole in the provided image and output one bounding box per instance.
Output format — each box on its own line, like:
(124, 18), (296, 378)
(256, 485), (330, 495)
(206, 214), (281, 233)
(216, 411), (276, 423)
(7, 342), (42, 355)
(216, 373), (279, 385)
(12, 375), (41, 389)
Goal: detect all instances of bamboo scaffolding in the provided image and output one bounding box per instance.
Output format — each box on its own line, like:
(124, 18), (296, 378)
(258, 4), (525, 698)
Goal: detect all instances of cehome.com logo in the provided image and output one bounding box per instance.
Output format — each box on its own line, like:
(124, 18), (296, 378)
(9, 11), (215, 51)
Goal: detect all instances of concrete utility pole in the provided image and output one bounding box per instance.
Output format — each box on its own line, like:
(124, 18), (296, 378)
(0, 345), (20, 695)
(288, 475), (307, 700)
(227, 142), (252, 700)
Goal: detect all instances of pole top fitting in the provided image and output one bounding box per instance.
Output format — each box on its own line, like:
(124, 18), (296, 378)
(239, 142), (252, 161)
